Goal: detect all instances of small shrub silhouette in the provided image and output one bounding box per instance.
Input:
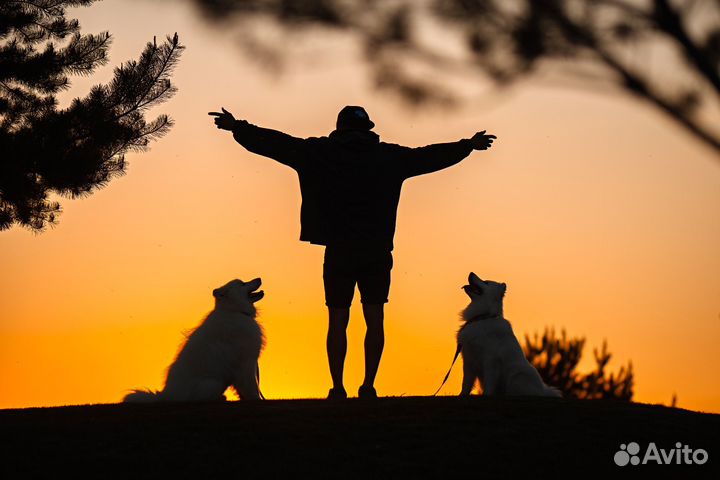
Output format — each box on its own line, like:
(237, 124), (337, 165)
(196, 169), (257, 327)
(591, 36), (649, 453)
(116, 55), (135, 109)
(523, 327), (634, 400)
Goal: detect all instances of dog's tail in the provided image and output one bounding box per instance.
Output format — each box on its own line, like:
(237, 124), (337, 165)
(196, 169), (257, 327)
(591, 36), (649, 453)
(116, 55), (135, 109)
(123, 389), (161, 403)
(543, 385), (563, 398)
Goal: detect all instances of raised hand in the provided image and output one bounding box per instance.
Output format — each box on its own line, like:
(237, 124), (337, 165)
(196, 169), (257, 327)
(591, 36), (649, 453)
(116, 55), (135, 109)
(470, 130), (497, 150)
(208, 107), (236, 131)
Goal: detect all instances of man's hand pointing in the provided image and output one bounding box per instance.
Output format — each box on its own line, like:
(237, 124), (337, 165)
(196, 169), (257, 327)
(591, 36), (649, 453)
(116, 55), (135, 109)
(470, 131), (497, 151)
(208, 107), (236, 131)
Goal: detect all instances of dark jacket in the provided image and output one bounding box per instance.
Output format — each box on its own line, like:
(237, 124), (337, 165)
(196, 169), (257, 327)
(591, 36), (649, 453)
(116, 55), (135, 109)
(232, 120), (474, 250)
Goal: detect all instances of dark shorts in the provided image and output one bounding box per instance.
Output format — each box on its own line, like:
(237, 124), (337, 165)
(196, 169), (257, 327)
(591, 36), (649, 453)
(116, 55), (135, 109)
(323, 245), (393, 308)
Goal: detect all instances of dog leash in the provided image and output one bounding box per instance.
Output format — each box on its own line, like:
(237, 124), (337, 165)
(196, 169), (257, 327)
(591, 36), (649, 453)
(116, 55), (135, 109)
(433, 343), (462, 396)
(256, 364), (265, 400)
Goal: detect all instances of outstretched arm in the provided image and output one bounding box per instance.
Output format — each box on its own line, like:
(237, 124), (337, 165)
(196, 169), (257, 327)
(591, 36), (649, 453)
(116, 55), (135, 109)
(396, 130), (497, 178)
(209, 107), (306, 169)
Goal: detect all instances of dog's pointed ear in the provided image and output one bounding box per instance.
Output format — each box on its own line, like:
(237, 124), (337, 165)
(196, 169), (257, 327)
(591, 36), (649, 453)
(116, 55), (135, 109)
(469, 272), (481, 285)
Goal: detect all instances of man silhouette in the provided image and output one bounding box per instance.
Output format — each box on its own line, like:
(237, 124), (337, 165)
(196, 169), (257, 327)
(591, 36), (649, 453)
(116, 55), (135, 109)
(209, 106), (496, 399)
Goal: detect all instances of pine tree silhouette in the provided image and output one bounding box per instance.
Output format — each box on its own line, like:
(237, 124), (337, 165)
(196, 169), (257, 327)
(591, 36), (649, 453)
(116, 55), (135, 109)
(0, 1), (184, 232)
(523, 327), (634, 400)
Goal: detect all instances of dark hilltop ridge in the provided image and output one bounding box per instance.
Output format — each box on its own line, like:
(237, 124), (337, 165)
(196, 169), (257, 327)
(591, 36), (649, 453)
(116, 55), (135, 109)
(1, 396), (717, 477)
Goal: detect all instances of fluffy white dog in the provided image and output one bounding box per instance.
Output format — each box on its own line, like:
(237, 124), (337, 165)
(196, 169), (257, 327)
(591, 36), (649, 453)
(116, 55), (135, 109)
(124, 278), (265, 402)
(458, 272), (561, 397)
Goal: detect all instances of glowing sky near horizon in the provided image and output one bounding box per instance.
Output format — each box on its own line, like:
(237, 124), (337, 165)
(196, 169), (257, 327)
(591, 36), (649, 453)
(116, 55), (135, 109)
(1, 0), (719, 412)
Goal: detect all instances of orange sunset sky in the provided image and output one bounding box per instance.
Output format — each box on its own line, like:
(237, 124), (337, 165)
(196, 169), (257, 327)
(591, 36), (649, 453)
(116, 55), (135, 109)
(1, 0), (719, 412)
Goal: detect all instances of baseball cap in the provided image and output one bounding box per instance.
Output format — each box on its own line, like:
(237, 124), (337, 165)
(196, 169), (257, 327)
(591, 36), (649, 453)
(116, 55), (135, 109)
(336, 105), (375, 131)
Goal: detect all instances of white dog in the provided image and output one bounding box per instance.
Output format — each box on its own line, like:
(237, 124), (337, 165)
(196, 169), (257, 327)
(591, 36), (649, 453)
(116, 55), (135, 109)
(458, 272), (561, 397)
(124, 278), (265, 402)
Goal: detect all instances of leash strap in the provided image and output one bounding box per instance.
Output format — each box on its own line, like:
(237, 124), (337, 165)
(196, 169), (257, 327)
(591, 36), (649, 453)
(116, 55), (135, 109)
(257, 364), (265, 400)
(433, 343), (462, 396)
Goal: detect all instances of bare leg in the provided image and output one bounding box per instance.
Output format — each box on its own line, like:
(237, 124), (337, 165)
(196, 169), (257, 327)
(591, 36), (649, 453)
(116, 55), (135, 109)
(327, 307), (350, 392)
(361, 303), (385, 389)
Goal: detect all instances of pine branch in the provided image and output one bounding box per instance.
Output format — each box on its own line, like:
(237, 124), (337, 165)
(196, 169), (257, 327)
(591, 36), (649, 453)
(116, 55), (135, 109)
(2, 1), (91, 43)
(59, 31), (111, 75)
(0, 0), (184, 232)
(112, 33), (183, 121)
(652, 0), (720, 94)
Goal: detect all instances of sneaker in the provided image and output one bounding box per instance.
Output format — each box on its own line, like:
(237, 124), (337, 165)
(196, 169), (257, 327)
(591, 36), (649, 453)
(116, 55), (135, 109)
(327, 387), (347, 400)
(358, 385), (377, 399)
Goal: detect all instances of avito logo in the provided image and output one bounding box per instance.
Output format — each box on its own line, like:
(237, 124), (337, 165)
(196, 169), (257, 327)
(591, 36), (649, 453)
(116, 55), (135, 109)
(614, 442), (709, 466)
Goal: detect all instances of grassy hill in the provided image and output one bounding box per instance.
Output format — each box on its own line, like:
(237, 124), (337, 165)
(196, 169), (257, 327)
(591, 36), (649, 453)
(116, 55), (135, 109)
(1, 397), (717, 477)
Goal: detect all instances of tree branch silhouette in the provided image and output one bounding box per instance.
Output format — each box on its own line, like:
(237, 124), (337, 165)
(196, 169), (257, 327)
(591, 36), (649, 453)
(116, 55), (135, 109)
(186, 0), (720, 155)
(0, 1), (184, 232)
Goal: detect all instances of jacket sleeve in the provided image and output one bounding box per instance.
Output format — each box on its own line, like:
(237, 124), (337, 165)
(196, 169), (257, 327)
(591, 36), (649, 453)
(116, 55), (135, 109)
(231, 119), (307, 170)
(392, 139), (474, 179)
